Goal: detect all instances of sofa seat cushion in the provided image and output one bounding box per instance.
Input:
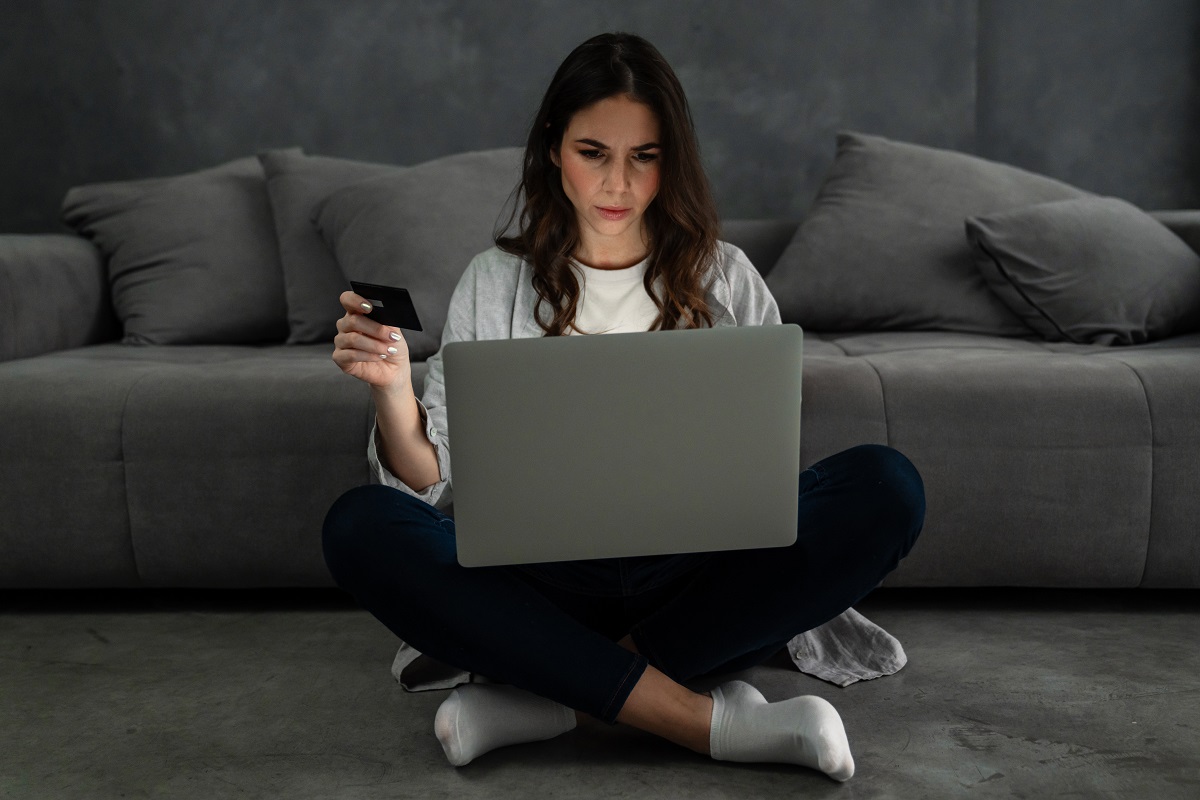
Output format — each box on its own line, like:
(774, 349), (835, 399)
(0, 344), (397, 587)
(800, 331), (1197, 587)
(1079, 341), (1200, 587)
(0, 352), (145, 586)
(4, 334), (1195, 589)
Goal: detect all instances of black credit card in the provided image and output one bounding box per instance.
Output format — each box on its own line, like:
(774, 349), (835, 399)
(349, 281), (424, 331)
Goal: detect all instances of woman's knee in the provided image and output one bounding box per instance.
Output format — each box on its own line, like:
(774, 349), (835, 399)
(849, 444), (925, 551)
(821, 444), (924, 556)
(323, 485), (383, 580)
(324, 484), (389, 545)
(321, 484), (433, 583)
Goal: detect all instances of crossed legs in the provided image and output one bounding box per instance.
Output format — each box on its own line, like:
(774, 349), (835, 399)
(322, 444), (924, 777)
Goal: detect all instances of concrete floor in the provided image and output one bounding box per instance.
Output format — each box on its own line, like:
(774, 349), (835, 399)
(2, 588), (1197, 799)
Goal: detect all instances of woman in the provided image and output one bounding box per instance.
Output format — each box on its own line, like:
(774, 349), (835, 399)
(323, 32), (924, 780)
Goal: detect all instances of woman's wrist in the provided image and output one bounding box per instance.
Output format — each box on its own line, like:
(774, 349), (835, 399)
(370, 369), (416, 402)
(370, 374), (440, 490)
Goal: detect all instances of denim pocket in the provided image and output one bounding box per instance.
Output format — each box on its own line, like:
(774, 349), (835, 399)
(799, 463), (826, 496)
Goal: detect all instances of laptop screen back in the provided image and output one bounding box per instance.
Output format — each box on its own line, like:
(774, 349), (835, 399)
(443, 324), (803, 566)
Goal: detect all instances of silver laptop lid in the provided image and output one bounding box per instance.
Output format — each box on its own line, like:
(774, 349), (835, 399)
(443, 323), (803, 567)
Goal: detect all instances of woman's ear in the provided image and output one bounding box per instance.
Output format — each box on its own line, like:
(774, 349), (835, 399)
(549, 146), (561, 169)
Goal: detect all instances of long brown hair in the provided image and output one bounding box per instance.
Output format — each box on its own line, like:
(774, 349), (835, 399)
(497, 32), (720, 336)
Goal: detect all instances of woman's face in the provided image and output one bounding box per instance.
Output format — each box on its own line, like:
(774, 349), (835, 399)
(552, 94), (661, 266)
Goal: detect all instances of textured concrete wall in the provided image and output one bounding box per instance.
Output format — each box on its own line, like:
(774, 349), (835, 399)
(2, 0), (1197, 232)
(977, 0), (1200, 211)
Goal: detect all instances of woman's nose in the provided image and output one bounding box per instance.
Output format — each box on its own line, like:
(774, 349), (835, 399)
(604, 160), (630, 192)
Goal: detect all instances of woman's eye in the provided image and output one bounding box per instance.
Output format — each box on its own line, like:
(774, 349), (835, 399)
(579, 149), (603, 160)
(635, 152), (659, 164)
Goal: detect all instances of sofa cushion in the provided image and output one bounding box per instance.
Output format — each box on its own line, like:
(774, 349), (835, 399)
(1149, 210), (1200, 257)
(871, 344), (1151, 587)
(967, 196), (1200, 345)
(0, 234), (118, 362)
(0, 350), (148, 586)
(61, 157), (288, 345)
(800, 331), (1154, 587)
(0, 343), (383, 587)
(767, 131), (1090, 334)
(313, 148), (523, 361)
(258, 150), (408, 344)
(1096, 344), (1200, 587)
(118, 344), (371, 586)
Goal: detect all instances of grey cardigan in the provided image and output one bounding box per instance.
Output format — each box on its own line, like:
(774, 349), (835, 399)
(368, 242), (906, 691)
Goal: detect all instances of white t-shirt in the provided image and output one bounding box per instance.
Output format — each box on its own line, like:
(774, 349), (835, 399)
(567, 258), (660, 335)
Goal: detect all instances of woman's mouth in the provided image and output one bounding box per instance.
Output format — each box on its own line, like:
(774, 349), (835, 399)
(596, 206), (631, 221)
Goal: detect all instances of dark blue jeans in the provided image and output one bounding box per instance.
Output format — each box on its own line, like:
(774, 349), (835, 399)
(322, 443), (924, 723)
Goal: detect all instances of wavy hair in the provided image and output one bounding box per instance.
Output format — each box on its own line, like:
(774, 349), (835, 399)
(496, 32), (719, 335)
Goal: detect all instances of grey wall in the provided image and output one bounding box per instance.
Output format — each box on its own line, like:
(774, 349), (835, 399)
(2, 0), (1197, 233)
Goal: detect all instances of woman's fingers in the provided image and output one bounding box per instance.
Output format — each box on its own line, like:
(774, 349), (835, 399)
(336, 317), (405, 349)
(339, 290), (373, 314)
(336, 304), (405, 343)
(332, 346), (393, 366)
(332, 293), (409, 388)
(338, 291), (386, 337)
(334, 329), (386, 354)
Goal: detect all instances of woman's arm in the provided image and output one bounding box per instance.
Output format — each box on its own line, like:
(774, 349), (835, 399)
(331, 289), (441, 494)
(719, 242), (782, 327)
(347, 250), (511, 507)
(372, 381), (440, 492)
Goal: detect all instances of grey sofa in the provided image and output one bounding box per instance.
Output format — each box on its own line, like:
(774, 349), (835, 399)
(3, 133), (1198, 589)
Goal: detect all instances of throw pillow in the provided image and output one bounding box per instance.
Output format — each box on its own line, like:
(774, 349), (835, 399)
(1149, 210), (1200, 257)
(313, 147), (523, 361)
(258, 150), (408, 344)
(61, 157), (288, 345)
(767, 131), (1091, 334)
(967, 196), (1200, 345)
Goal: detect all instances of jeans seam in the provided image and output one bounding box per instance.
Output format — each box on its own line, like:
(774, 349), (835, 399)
(600, 653), (648, 723)
(806, 464), (828, 488)
(629, 623), (670, 679)
(627, 555), (710, 593)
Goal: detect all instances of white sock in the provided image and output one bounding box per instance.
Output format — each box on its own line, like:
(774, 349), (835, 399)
(433, 683), (577, 766)
(708, 680), (855, 781)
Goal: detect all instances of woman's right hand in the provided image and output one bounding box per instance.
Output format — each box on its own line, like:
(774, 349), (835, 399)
(332, 291), (412, 390)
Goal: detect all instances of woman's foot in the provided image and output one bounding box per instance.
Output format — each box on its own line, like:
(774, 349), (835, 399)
(708, 680), (855, 781)
(433, 683), (576, 766)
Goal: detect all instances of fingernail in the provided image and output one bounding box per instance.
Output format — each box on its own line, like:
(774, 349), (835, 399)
(389, 332), (401, 341)
(387, 346), (398, 355)
(360, 302), (372, 312)
(379, 353), (388, 359)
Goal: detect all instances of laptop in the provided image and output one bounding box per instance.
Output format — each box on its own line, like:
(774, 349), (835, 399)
(442, 323), (804, 567)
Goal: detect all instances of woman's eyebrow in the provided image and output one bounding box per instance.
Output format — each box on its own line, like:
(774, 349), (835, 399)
(574, 138), (661, 151)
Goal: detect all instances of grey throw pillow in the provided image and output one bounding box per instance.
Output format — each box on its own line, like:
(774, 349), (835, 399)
(61, 157), (288, 345)
(313, 147), (523, 361)
(767, 132), (1090, 334)
(258, 150), (408, 344)
(967, 197), (1200, 345)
